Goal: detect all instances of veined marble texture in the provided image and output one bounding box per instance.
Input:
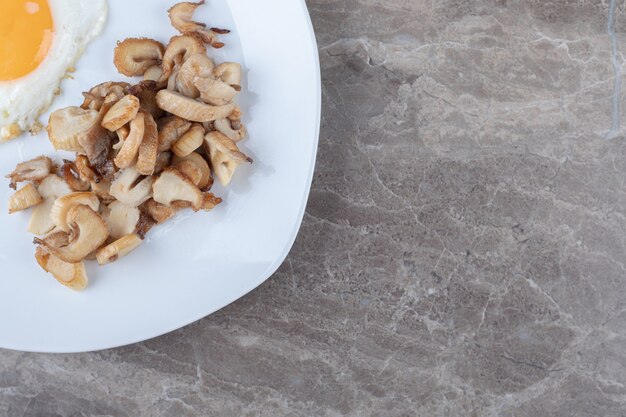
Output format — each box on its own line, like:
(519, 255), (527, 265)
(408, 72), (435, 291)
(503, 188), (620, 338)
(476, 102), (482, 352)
(2, 1), (626, 416)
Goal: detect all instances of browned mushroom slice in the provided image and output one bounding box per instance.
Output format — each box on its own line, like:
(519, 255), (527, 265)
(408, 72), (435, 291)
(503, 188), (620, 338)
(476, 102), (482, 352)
(81, 81), (130, 111)
(103, 201), (141, 239)
(214, 62), (242, 85)
(195, 77), (238, 106)
(177, 53), (214, 98)
(204, 131), (252, 186)
(172, 152), (212, 190)
(102, 95), (141, 132)
(96, 233), (143, 265)
(5, 156), (53, 189)
(154, 151), (172, 175)
(114, 38), (165, 77)
(8, 183), (42, 214)
(91, 178), (115, 205)
(50, 192), (100, 232)
(128, 81), (164, 120)
(29, 175), (73, 235)
(160, 34), (206, 83)
(113, 112), (145, 169)
(157, 116), (192, 153)
(47, 107), (99, 152)
(144, 198), (177, 224)
(136, 111), (159, 176)
(36, 205), (109, 263)
(173, 160), (203, 186)
(144, 65), (164, 84)
(62, 160), (91, 191)
(110, 167), (154, 207)
(35, 246), (88, 291)
(156, 90), (234, 122)
(74, 155), (98, 182)
(167, 1), (229, 47)
(172, 123), (204, 157)
(214, 117), (246, 142)
(153, 167), (203, 211)
(201, 192), (222, 211)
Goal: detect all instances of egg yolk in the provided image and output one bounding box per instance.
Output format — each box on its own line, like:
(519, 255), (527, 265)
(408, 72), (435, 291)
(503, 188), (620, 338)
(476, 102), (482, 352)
(0, 0), (54, 81)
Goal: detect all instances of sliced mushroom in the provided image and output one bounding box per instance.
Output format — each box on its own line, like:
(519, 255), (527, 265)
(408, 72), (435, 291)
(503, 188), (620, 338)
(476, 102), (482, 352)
(204, 131), (252, 186)
(5, 156), (53, 189)
(154, 151), (172, 174)
(50, 192), (100, 232)
(29, 175), (73, 235)
(114, 38), (165, 77)
(201, 192), (222, 211)
(103, 201), (140, 239)
(35, 247), (88, 291)
(74, 155), (98, 182)
(214, 62), (242, 85)
(167, 1), (229, 47)
(157, 116), (192, 152)
(62, 160), (90, 191)
(91, 179), (115, 205)
(8, 183), (42, 214)
(144, 65), (164, 84)
(156, 90), (234, 122)
(214, 117), (246, 142)
(96, 233), (143, 265)
(177, 53), (214, 98)
(172, 123), (204, 157)
(102, 95), (141, 132)
(128, 81), (163, 120)
(173, 159), (203, 186)
(37, 205), (109, 263)
(110, 167), (154, 207)
(113, 125), (130, 150)
(160, 34), (206, 82)
(167, 55), (184, 92)
(153, 167), (203, 211)
(114, 112), (145, 169)
(47, 107), (98, 152)
(81, 81), (130, 111)
(172, 152), (211, 190)
(136, 111), (159, 176)
(144, 198), (178, 224)
(195, 77), (238, 106)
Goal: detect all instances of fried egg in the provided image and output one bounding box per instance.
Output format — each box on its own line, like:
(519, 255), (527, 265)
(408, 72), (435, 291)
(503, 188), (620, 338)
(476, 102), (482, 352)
(0, 0), (108, 142)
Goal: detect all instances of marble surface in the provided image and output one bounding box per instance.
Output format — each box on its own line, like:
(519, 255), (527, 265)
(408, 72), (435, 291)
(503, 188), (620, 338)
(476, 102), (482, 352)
(2, 0), (626, 415)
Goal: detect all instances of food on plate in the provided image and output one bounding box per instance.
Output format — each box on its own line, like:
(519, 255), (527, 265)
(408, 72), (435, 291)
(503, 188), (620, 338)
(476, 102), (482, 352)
(5, 1), (252, 290)
(0, 0), (108, 142)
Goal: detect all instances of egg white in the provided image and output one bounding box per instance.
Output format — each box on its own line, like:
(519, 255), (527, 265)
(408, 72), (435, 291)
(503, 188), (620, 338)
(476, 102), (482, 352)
(0, 0), (108, 142)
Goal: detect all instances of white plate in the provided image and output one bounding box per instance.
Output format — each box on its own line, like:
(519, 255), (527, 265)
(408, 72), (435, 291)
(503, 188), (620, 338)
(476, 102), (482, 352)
(0, 0), (320, 352)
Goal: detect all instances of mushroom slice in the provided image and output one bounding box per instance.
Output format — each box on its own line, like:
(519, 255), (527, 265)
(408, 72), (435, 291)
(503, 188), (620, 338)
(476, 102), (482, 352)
(136, 111), (159, 176)
(35, 247), (88, 291)
(29, 175), (73, 235)
(195, 77), (238, 106)
(114, 112), (145, 169)
(50, 192), (100, 232)
(156, 90), (234, 122)
(160, 34), (206, 82)
(110, 167), (154, 207)
(154, 152), (172, 175)
(8, 183), (42, 214)
(177, 53), (214, 98)
(144, 198), (177, 223)
(157, 116), (192, 153)
(47, 107), (100, 152)
(167, 1), (229, 47)
(173, 159), (203, 186)
(214, 62), (242, 85)
(103, 201), (141, 239)
(201, 192), (222, 211)
(167, 55), (184, 92)
(75, 155), (98, 182)
(113, 125), (130, 150)
(5, 156), (53, 189)
(204, 131), (252, 186)
(96, 233), (143, 265)
(172, 123), (204, 157)
(144, 65), (164, 84)
(114, 38), (165, 77)
(128, 81), (164, 120)
(102, 95), (141, 132)
(62, 160), (90, 191)
(172, 152), (211, 190)
(214, 117), (246, 142)
(153, 167), (203, 211)
(38, 205), (109, 263)
(81, 81), (130, 111)
(91, 179), (115, 205)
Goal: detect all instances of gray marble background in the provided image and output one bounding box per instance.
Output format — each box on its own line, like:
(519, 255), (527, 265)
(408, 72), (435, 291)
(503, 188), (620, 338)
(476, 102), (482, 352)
(2, 0), (626, 416)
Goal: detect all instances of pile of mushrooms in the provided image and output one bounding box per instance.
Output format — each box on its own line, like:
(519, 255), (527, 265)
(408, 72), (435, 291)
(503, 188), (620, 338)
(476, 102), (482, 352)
(4, 1), (250, 290)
